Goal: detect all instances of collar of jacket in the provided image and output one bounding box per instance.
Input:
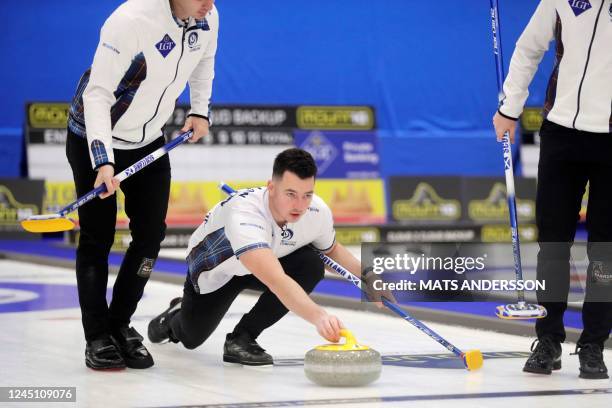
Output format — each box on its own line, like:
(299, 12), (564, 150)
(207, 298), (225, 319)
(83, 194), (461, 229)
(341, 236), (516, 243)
(173, 16), (210, 31)
(166, 0), (210, 31)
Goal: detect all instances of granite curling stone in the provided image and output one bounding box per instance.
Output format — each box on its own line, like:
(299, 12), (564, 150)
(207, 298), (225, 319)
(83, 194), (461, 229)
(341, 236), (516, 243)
(304, 329), (381, 387)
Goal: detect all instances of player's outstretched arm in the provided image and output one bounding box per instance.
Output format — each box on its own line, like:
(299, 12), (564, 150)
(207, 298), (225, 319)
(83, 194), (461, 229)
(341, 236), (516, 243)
(239, 247), (344, 342)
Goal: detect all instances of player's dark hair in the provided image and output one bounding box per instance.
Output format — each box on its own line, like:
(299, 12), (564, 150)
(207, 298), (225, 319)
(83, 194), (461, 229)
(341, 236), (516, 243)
(272, 148), (317, 180)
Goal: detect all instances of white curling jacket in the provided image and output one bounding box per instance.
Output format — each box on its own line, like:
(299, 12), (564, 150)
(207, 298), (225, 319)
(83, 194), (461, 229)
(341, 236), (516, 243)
(68, 0), (219, 169)
(499, 0), (611, 133)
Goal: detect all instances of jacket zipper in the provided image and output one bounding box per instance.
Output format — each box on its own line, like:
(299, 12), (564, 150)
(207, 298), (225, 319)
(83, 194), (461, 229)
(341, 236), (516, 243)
(141, 27), (187, 142)
(572, 0), (604, 129)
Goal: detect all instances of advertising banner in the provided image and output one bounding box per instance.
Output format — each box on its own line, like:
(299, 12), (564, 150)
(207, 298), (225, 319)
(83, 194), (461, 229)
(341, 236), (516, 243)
(389, 177), (463, 224)
(44, 180), (386, 230)
(388, 176), (537, 234)
(0, 179), (44, 238)
(295, 106), (375, 130)
(295, 131), (379, 179)
(464, 177), (536, 224)
(315, 180), (386, 224)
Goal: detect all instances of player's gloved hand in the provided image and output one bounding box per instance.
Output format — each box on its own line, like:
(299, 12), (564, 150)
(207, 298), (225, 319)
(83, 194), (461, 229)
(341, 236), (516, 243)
(362, 267), (397, 308)
(94, 164), (119, 199)
(182, 116), (210, 143)
(492, 111), (517, 143)
(315, 313), (344, 343)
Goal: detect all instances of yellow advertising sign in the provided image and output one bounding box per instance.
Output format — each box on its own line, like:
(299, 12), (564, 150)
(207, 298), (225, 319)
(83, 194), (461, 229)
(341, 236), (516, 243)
(315, 179), (386, 224)
(0, 186), (38, 225)
(43, 179), (386, 229)
(468, 183), (535, 222)
(296, 106), (374, 130)
(334, 227), (380, 245)
(28, 103), (70, 129)
(520, 107), (543, 133)
(392, 183), (461, 221)
(481, 224), (538, 243)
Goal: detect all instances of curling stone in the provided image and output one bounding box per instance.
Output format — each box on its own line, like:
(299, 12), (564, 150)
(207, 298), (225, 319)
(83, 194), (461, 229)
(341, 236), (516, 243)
(304, 329), (381, 387)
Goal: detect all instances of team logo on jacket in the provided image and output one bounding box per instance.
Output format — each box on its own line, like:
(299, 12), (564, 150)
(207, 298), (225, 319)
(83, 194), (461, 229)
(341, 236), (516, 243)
(189, 32), (199, 47)
(281, 227), (296, 246)
(188, 32), (201, 51)
(568, 0), (591, 16)
(156, 34), (176, 58)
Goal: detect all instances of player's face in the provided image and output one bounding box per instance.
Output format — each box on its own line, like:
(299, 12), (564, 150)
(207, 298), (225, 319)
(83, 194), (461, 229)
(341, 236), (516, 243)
(176, 0), (214, 19)
(268, 171), (315, 224)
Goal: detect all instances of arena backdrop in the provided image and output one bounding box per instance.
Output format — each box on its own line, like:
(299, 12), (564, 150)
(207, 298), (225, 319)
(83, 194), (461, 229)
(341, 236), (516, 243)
(1, 0), (553, 176)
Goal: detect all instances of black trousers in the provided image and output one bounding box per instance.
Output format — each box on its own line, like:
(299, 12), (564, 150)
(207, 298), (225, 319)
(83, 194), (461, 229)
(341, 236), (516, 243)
(535, 120), (612, 347)
(170, 246), (325, 350)
(66, 131), (171, 342)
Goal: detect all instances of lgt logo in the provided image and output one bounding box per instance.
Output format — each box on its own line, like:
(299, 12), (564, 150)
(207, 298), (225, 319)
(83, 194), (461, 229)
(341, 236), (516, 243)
(568, 0), (592, 16)
(155, 34), (176, 58)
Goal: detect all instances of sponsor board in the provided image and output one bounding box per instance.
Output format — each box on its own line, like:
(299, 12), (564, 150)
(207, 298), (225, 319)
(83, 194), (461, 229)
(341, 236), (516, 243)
(26, 103), (299, 145)
(295, 131), (379, 178)
(334, 227), (380, 245)
(167, 127), (294, 145)
(48, 180), (386, 232)
(389, 176), (537, 230)
(315, 180), (386, 224)
(165, 104), (296, 131)
(520, 107), (543, 133)
(27, 103), (70, 129)
(480, 224), (538, 243)
(0, 179), (44, 238)
(44, 181), (263, 229)
(26, 103), (70, 145)
(296, 106), (375, 130)
(465, 178), (536, 223)
(381, 226), (480, 243)
(389, 177), (462, 223)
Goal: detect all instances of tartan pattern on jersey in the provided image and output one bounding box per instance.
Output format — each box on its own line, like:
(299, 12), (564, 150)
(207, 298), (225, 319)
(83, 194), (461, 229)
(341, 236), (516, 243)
(187, 228), (236, 291)
(67, 69), (91, 137)
(544, 13), (563, 120)
(173, 16), (210, 31)
(90, 139), (109, 168)
(196, 18), (210, 31)
(68, 53), (147, 138)
(111, 52), (147, 127)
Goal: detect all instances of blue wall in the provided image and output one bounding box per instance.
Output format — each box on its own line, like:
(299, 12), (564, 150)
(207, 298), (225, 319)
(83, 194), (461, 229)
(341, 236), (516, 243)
(1, 0), (553, 176)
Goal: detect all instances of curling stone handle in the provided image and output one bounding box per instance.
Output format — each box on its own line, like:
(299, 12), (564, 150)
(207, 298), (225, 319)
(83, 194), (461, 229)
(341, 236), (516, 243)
(339, 329), (357, 347)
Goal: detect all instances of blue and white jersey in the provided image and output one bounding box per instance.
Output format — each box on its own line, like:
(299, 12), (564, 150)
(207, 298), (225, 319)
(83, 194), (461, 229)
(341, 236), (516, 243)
(187, 187), (336, 294)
